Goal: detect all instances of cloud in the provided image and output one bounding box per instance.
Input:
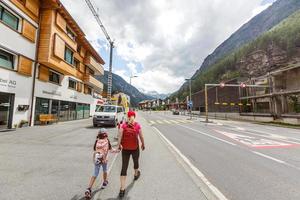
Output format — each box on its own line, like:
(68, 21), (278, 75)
(61, 0), (269, 94)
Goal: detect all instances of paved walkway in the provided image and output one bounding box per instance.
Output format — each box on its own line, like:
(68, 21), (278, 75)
(91, 115), (207, 200)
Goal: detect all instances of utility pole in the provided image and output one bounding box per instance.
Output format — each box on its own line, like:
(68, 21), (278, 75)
(205, 84), (208, 123)
(84, 0), (114, 102)
(185, 78), (193, 119)
(107, 41), (114, 101)
(130, 75), (138, 85)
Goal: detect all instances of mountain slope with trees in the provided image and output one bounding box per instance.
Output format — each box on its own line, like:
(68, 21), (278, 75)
(171, 0), (300, 100)
(96, 71), (154, 106)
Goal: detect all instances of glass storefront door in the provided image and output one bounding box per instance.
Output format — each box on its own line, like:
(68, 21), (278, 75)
(0, 92), (13, 129)
(59, 101), (69, 121)
(69, 102), (76, 120)
(83, 104), (90, 119)
(34, 98), (50, 125)
(76, 103), (84, 119)
(51, 100), (59, 118)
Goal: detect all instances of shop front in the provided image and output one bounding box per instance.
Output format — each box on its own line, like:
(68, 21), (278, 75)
(34, 97), (90, 124)
(0, 92), (14, 129)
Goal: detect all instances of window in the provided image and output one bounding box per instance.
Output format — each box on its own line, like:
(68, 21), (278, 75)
(66, 27), (75, 40)
(0, 5), (19, 31)
(68, 78), (77, 90)
(86, 67), (95, 76)
(0, 49), (14, 69)
(77, 45), (81, 53)
(49, 71), (60, 84)
(64, 47), (73, 65)
(96, 106), (116, 113)
(87, 86), (92, 95)
(73, 59), (80, 69)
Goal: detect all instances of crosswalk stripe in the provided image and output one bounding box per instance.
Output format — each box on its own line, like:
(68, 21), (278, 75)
(149, 120), (156, 125)
(148, 119), (195, 125)
(177, 119), (189, 123)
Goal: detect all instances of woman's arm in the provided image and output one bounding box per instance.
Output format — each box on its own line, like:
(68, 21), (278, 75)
(117, 128), (124, 150)
(139, 130), (145, 150)
(92, 152), (96, 162)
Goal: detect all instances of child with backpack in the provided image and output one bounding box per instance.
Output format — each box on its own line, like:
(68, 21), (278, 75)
(85, 128), (119, 199)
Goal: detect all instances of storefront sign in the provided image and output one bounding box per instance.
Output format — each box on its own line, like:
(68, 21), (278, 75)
(42, 90), (62, 96)
(0, 78), (16, 89)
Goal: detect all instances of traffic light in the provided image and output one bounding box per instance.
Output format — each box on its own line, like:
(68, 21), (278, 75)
(240, 82), (246, 88)
(220, 82), (225, 88)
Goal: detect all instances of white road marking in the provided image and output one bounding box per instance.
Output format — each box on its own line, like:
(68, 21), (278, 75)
(236, 127), (245, 131)
(178, 124), (237, 146)
(156, 120), (164, 124)
(245, 132), (300, 145)
(149, 120), (156, 125)
(170, 120), (179, 124)
(163, 120), (172, 124)
(252, 151), (286, 164)
(240, 129), (300, 144)
(153, 127), (229, 200)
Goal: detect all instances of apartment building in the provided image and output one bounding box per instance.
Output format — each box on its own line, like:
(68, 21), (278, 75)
(33, 0), (104, 124)
(0, 0), (39, 129)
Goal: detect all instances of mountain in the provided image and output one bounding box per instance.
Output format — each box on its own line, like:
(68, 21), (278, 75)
(172, 0), (300, 100)
(195, 0), (300, 75)
(172, 8), (300, 101)
(96, 71), (154, 106)
(139, 90), (170, 100)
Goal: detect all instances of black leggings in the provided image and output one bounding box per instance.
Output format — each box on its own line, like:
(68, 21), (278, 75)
(121, 148), (140, 176)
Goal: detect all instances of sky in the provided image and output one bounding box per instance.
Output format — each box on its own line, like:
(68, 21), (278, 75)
(60, 0), (276, 94)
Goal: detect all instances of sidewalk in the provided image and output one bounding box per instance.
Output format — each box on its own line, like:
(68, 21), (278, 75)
(91, 116), (208, 200)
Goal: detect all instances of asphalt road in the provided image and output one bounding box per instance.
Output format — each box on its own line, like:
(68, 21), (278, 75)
(141, 111), (300, 200)
(0, 119), (119, 200)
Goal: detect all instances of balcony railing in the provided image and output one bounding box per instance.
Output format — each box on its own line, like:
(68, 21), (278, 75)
(84, 55), (104, 75)
(84, 74), (103, 92)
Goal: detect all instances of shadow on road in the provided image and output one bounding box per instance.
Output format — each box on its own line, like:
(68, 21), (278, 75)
(70, 188), (103, 200)
(99, 180), (135, 200)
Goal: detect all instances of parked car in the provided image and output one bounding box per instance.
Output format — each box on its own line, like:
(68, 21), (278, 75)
(93, 105), (125, 127)
(172, 109), (180, 115)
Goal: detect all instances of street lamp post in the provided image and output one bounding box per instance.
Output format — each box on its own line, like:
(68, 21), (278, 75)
(185, 78), (193, 119)
(130, 75), (138, 85)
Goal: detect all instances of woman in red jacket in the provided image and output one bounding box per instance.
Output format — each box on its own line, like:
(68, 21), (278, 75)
(117, 111), (145, 198)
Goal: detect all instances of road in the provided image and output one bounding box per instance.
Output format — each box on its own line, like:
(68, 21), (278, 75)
(0, 119), (119, 200)
(141, 111), (300, 200)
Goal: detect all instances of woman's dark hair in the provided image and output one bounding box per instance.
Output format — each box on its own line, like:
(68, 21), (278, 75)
(93, 133), (112, 151)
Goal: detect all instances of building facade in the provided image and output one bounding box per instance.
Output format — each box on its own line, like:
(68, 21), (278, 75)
(0, 0), (105, 130)
(33, 0), (104, 124)
(0, 0), (39, 129)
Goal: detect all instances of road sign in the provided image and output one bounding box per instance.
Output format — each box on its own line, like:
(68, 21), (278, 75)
(187, 101), (193, 109)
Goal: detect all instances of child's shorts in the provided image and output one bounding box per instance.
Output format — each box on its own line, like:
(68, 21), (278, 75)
(93, 163), (108, 177)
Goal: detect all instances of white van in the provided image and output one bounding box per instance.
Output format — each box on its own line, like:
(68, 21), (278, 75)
(93, 105), (125, 127)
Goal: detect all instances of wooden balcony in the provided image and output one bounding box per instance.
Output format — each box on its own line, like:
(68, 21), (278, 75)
(84, 55), (104, 75)
(84, 74), (103, 92)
